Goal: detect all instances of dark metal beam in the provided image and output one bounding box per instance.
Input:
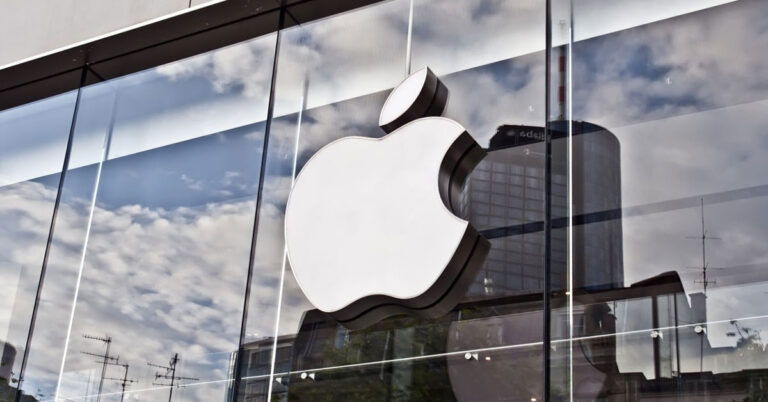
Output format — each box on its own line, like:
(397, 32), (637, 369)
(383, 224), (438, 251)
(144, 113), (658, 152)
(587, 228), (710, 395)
(0, 0), (385, 111)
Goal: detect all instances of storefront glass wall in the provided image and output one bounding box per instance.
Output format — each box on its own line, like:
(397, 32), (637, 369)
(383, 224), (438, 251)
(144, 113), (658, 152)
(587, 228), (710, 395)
(0, 0), (767, 401)
(554, 0), (768, 399)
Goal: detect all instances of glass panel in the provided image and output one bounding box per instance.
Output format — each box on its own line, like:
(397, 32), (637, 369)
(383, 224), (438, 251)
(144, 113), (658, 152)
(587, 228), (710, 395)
(238, 2), (412, 400)
(548, 1), (574, 398)
(565, 0), (768, 399)
(0, 91), (77, 402)
(19, 33), (277, 402)
(242, 1), (548, 401)
(271, 343), (543, 401)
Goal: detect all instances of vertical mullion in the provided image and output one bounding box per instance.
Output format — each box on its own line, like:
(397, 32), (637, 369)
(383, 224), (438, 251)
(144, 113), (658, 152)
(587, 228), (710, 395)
(231, 6), (286, 402)
(404, 0), (414, 76)
(14, 67), (88, 402)
(567, 1), (574, 400)
(54, 72), (117, 402)
(543, 0), (553, 400)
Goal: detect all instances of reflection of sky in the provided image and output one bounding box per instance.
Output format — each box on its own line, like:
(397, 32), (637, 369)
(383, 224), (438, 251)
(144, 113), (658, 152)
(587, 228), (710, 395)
(81, 123), (263, 209)
(12, 126), (273, 401)
(263, 0), (768, 380)
(0, 91), (76, 186)
(2, 32), (277, 402)
(571, 0), (768, 361)
(2, 0), (768, 400)
(1, 33), (277, 186)
(0, 0), (740, 184)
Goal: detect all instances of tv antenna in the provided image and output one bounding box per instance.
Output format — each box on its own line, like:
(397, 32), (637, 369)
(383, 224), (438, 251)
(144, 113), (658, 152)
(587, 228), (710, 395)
(681, 198), (733, 372)
(104, 361), (137, 402)
(684, 198), (721, 294)
(81, 333), (118, 402)
(148, 353), (199, 402)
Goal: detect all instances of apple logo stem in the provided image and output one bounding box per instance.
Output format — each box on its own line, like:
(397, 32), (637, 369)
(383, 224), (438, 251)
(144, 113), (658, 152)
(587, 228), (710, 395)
(285, 67), (490, 330)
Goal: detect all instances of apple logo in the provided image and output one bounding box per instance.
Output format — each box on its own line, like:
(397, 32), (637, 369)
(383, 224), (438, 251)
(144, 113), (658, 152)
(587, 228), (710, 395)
(285, 67), (489, 329)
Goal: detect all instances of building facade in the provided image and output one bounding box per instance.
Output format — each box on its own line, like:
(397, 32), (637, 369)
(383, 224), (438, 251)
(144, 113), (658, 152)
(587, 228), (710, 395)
(1, 0), (768, 401)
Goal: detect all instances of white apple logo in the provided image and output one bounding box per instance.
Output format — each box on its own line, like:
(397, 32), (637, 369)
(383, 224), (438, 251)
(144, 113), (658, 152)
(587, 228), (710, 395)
(285, 67), (489, 329)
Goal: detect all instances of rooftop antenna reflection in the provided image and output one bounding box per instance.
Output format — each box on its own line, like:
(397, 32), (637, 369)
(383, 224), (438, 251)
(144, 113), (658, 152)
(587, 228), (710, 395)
(104, 361), (137, 402)
(684, 198), (722, 373)
(81, 333), (118, 402)
(685, 198), (721, 294)
(148, 353), (199, 402)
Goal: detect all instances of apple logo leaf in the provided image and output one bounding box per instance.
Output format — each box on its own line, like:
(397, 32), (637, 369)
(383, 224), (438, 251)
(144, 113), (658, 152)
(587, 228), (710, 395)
(285, 67), (489, 330)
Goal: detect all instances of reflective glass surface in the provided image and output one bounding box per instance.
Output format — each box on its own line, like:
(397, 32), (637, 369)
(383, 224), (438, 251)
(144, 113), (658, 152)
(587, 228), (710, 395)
(0, 92), (77, 402)
(17, 34), (277, 402)
(238, 2), (413, 399)
(236, 1), (549, 401)
(1, 0), (767, 401)
(555, 0), (768, 399)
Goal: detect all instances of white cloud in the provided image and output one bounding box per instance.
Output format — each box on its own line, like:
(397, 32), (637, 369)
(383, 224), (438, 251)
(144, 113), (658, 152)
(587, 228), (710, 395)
(4, 2), (768, 400)
(180, 173), (204, 191)
(0, 183), (277, 402)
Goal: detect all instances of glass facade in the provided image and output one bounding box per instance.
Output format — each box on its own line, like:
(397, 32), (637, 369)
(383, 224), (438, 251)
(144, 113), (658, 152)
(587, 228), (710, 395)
(1, 0), (767, 401)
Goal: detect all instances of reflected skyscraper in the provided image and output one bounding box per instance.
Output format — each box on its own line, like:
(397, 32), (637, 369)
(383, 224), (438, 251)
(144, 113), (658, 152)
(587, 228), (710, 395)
(461, 121), (624, 297)
(0, 342), (15, 383)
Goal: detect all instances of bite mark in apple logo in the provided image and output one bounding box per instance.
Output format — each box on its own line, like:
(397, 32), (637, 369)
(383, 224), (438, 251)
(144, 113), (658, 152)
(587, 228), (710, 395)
(285, 67), (490, 329)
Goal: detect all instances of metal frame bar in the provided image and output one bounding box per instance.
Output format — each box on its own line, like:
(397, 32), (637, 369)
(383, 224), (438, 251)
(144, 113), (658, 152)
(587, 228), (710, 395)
(231, 3), (287, 401)
(13, 66), (88, 402)
(0, 0), (385, 111)
(543, 0), (553, 399)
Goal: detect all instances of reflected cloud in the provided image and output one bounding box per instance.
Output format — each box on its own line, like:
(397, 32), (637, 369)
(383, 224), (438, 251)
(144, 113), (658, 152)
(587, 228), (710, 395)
(573, 1), (768, 129)
(9, 182), (272, 401)
(3, 1), (768, 401)
(156, 35), (277, 100)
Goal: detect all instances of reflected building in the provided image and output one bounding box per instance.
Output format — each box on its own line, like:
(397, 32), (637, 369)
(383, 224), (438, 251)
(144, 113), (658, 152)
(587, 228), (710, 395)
(259, 123), (629, 399)
(1, 342), (39, 401)
(261, 273), (768, 401)
(461, 121), (624, 298)
(0, 343), (15, 383)
(229, 336), (294, 402)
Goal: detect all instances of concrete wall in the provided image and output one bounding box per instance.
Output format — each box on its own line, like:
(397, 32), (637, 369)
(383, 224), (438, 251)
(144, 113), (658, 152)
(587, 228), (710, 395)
(0, 0), (219, 67)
